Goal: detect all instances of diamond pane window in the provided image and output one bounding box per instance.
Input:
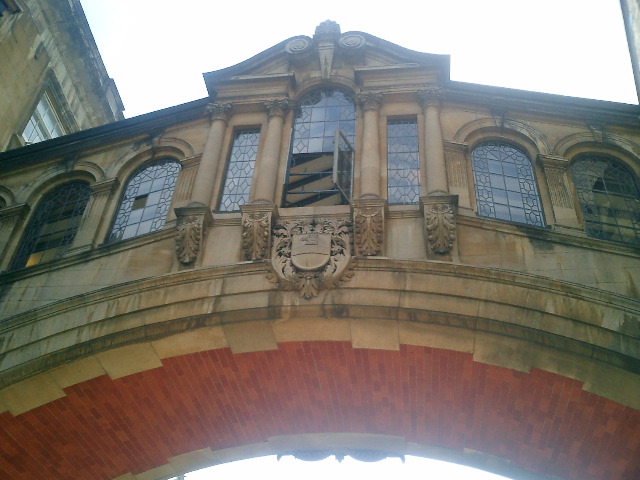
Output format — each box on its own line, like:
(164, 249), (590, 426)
(471, 142), (544, 227)
(108, 159), (181, 242)
(11, 181), (92, 270)
(219, 129), (260, 212)
(387, 119), (420, 204)
(284, 89), (355, 207)
(22, 91), (66, 144)
(571, 157), (640, 245)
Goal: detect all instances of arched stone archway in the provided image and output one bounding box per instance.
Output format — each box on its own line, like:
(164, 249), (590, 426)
(0, 260), (638, 480)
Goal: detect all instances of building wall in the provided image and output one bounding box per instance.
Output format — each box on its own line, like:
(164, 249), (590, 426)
(0, 22), (638, 480)
(0, 0), (123, 151)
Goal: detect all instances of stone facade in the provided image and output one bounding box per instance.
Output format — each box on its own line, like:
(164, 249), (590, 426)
(0, 20), (639, 480)
(0, 0), (123, 151)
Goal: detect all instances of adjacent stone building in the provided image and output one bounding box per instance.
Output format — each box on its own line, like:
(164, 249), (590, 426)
(0, 20), (638, 480)
(0, 0), (123, 152)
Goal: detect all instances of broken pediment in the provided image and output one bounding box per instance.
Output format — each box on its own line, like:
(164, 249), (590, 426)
(203, 20), (450, 98)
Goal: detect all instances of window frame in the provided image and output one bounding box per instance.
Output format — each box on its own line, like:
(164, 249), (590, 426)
(470, 141), (546, 227)
(107, 158), (181, 244)
(283, 88), (356, 208)
(217, 128), (262, 212)
(10, 181), (92, 270)
(570, 155), (640, 245)
(386, 116), (421, 205)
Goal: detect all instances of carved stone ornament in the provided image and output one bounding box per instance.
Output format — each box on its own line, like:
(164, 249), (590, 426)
(420, 195), (458, 255)
(240, 204), (277, 261)
(277, 449), (405, 463)
(418, 87), (445, 108)
(285, 36), (314, 56)
(267, 217), (354, 299)
(205, 102), (232, 122)
(357, 92), (383, 111)
(265, 98), (291, 118)
(352, 199), (386, 256)
(314, 20), (341, 41)
(338, 34), (366, 56)
(175, 204), (213, 265)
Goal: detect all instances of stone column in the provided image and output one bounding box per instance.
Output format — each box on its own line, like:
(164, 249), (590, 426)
(189, 102), (232, 208)
(356, 92), (383, 198)
(537, 154), (580, 229)
(252, 98), (290, 204)
(0, 204), (29, 272)
(352, 93), (385, 256)
(418, 88), (458, 258)
(68, 178), (119, 253)
(174, 103), (230, 267)
(240, 98), (289, 261)
(419, 87), (448, 195)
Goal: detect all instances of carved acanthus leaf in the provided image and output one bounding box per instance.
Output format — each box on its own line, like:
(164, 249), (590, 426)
(424, 201), (456, 254)
(175, 215), (203, 264)
(242, 211), (271, 260)
(353, 206), (383, 256)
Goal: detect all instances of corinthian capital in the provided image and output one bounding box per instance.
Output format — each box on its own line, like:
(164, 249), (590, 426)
(265, 98), (291, 118)
(418, 87), (445, 108)
(206, 102), (232, 122)
(357, 92), (383, 111)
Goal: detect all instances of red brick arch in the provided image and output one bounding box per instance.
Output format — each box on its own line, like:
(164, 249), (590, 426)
(1, 341), (638, 480)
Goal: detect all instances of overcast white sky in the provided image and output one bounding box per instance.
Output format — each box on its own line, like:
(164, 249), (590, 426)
(76, 1), (633, 478)
(80, 0), (637, 119)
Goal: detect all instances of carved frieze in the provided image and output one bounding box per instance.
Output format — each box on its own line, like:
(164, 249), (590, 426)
(175, 204), (213, 265)
(420, 195), (458, 255)
(267, 217), (353, 299)
(352, 198), (386, 256)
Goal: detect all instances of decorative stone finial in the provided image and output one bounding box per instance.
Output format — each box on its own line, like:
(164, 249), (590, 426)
(314, 20), (341, 41)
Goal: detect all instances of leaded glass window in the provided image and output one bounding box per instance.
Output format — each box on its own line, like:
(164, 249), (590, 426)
(22, 91), (66, 144)
(571, 157), (640, 245)
(11, 181), (92, 270)
(108, 159), (181, 242)
(284, 89), (355, 207)
(219, 129), (260, 212)
(471, 142), (545, 227)
(387, 119), (420, 204)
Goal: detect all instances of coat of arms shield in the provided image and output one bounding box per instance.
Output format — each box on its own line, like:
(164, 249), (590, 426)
(291, 233), (331, 271)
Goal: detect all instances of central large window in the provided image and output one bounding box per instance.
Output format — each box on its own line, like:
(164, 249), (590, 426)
(283, 89), (355, 207)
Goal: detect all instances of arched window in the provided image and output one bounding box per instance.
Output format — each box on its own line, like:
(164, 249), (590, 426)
(11, 181), (92, 270)
(571, 156), (640, 245)
(471, 142), (545, 227)
(283, 89), (355, 207)
(108, 159), (181, 243)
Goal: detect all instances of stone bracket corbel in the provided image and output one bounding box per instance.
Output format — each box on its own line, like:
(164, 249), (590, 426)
(174, 203), (214, 265)
(420, 194), (458, 255)
(351, 197), (387, 256)
(240, 203), (279, 261)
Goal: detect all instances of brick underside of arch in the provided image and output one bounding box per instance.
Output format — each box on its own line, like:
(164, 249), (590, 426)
(1, 342), (638, 480)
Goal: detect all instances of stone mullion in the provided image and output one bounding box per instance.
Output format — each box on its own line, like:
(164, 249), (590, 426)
(538, 154), (580, 229)
(0, 204), (29, 271)
(189, 103), (232, 208)
(68, 178), (119, 253)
